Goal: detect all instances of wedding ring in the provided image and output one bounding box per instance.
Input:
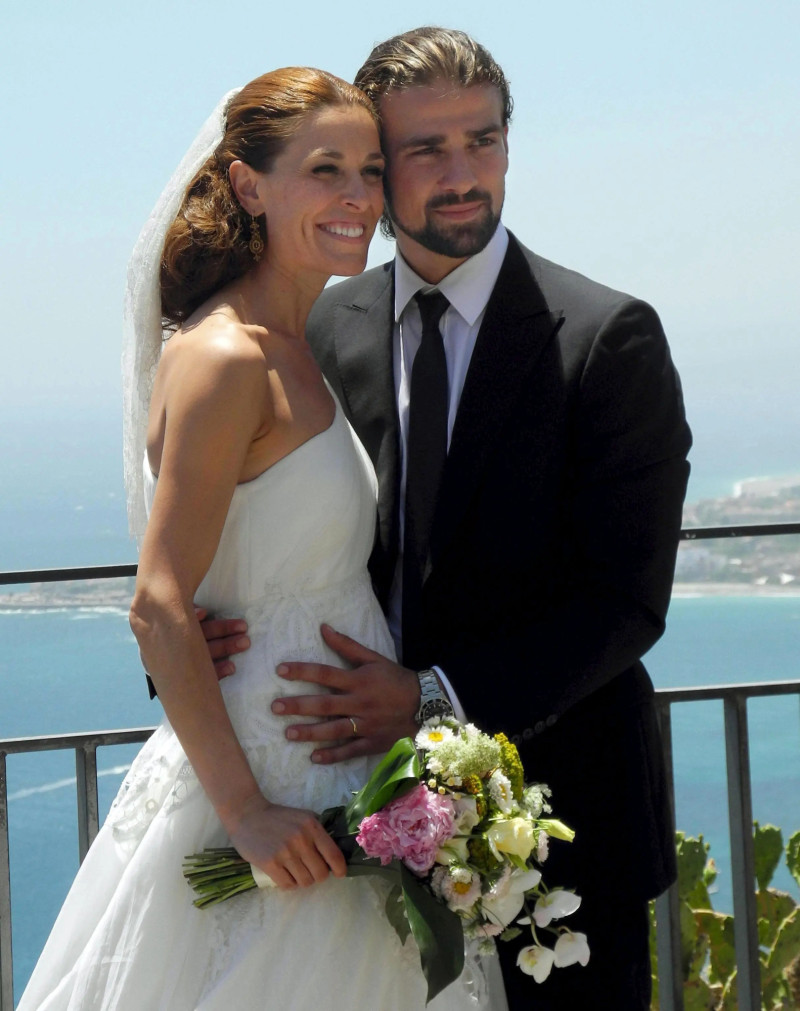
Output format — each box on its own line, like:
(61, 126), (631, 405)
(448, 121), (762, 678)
(349, 716), (358, 736)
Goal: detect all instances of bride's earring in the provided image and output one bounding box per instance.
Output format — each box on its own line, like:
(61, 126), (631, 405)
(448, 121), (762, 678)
(249, 215), (264, 262)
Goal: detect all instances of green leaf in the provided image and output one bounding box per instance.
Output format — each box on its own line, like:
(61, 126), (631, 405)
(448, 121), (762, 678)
(681, 976), (717, 1011)
(676, 834), (711, 907)
(761, 975), (791, 1009)
(786, 829), (800, 890)
(400, 863), (464, 1004)
(756, 889), (796, 950)
(319, 804), (348, 836)
(721, 967), (738, 1008)
(385, 883), (411, 945)
(345, 859), (401, 885)
(765, 907), (800, 982)
(679, 899), (700, 978)
(344, 738), (421, 829)
(694, 909), (735, 987)
(753, 821), (783, 891)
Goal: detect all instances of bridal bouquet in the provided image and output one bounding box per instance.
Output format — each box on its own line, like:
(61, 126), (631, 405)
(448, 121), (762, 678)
(183, 719), (589, 1002)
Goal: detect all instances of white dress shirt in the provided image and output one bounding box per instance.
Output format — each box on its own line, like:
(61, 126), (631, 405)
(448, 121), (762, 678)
(387, 224), (509, 714)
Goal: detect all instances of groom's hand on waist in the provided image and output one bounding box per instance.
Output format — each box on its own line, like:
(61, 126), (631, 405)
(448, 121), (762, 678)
(197, 608), (251, 680)
(272, 624), (420, 764)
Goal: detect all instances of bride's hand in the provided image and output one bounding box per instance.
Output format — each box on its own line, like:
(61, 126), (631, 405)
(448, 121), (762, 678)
(227, 795), (346, 891)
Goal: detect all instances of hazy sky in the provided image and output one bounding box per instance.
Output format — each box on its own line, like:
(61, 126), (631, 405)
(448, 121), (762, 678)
(2, 0), (799, 503)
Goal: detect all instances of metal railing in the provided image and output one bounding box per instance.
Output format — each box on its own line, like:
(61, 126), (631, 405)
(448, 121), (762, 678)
(0, 728), (156, 1011)
(653, 680), (800, 1011)
(3, 688), (797, 1011)
(2, 521), (799, 1010)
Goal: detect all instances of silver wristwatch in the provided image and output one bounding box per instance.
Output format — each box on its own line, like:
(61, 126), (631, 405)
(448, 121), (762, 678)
(414, 668), (455, 725)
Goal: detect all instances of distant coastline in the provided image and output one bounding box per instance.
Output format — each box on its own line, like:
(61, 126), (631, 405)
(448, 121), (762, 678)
(672, 582), (800, 598)
(0, 578), (135, 611)
(2, 475), (799, 609)
(678, 473), (800, 592)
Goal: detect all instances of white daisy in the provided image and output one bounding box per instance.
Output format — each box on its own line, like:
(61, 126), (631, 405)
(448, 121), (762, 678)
(415, 721), (455, 751)
(488, 770), (515, 814)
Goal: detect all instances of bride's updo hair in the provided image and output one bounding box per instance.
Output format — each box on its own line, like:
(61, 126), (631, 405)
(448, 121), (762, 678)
(160, 68), (377, 328)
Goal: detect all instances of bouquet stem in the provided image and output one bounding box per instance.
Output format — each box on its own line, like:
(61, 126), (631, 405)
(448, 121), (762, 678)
(182, 848), (259, 908)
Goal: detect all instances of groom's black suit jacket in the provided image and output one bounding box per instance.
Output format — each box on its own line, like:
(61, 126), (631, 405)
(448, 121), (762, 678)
(307, 232), (691, 903)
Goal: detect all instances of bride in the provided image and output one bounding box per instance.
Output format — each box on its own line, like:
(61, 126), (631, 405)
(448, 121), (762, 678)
(18, 69), (506, 1009)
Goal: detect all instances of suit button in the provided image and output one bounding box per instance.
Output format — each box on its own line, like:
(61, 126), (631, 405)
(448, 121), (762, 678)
(534, 721), (546, 735)
(545, 714), (558, 728)
(511, 734), (522, 746)
(522, 727), (534, 741)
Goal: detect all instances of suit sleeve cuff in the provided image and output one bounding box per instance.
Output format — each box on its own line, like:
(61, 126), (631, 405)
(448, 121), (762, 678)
(432, 665), (467, 723)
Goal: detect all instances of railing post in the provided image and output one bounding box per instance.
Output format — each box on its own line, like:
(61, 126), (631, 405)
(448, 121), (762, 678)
(655, 701), (684, 1011)
(723, 694), (761, 1009)
(0, 752), (14, 1011)
(75, 744), (99, 862)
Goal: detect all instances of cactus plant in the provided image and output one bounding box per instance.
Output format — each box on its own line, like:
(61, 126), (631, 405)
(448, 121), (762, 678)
(650, 826), (800, 1010)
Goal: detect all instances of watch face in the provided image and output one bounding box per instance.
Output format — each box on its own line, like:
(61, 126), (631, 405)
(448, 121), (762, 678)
(420, 698), (454, 722)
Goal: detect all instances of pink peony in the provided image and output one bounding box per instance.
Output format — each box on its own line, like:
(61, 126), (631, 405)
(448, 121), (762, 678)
(356, 783), (456, 875)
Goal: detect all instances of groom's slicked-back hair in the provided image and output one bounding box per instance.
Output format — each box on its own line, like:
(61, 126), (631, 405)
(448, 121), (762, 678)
(354, 26), (513, 126)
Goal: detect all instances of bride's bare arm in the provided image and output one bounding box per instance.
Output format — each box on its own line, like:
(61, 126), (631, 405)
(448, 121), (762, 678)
(130, 329), (345, 889)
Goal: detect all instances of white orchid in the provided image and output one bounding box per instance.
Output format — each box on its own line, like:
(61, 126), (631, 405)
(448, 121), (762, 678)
(452, 796), (480, 834)
(554, 931), (590, 967)
(517, 944), (556, 983)
(510, 867), (542, 892)
(533, 889), (582, 927)
(481, 866), (542, 928)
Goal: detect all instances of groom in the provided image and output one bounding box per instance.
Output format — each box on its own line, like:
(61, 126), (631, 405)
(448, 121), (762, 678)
(207, 27), (691, 1010)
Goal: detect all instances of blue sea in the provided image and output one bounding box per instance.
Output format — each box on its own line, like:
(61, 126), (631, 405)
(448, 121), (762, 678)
(1, 407), (800, 1002)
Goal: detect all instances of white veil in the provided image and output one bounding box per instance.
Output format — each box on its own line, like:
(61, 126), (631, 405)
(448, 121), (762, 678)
(121, 88), (241, 541)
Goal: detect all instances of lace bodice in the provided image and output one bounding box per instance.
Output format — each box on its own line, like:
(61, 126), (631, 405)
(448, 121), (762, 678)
(137, 397), (395, 811)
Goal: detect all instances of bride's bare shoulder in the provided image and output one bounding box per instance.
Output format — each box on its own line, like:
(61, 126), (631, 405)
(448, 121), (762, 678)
(163, 303), (264, 368)
(149, 304), (270, 432)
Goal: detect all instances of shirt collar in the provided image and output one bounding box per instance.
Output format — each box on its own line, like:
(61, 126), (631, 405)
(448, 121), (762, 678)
(394, 223), (509, 326)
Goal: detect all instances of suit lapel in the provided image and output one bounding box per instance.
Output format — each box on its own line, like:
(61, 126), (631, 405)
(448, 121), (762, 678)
(329, 265), (400, 567)
(430, 237), (564, 567)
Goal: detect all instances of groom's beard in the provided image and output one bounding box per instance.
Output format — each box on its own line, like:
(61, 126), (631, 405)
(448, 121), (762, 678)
(384, 187), (503, 259)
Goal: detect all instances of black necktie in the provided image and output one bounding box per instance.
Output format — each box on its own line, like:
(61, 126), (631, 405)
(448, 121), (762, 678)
(402, 290), (450, 666)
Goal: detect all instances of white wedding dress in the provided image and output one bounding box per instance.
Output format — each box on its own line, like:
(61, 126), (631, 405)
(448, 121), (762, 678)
(18, 396), (507, 1010)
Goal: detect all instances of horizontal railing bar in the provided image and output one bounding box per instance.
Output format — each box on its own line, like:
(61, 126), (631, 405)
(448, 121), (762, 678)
(0, 520), (798, 585)
(0, 728), (155, 755)
(655, 679), (800, 703)
(0, 563), (137, 585)
(1, 682), (797, 759)
(680, 522), (800, 540)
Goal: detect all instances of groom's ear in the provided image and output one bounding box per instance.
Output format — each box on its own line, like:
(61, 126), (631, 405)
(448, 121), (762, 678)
(228, 160), (264, 215)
